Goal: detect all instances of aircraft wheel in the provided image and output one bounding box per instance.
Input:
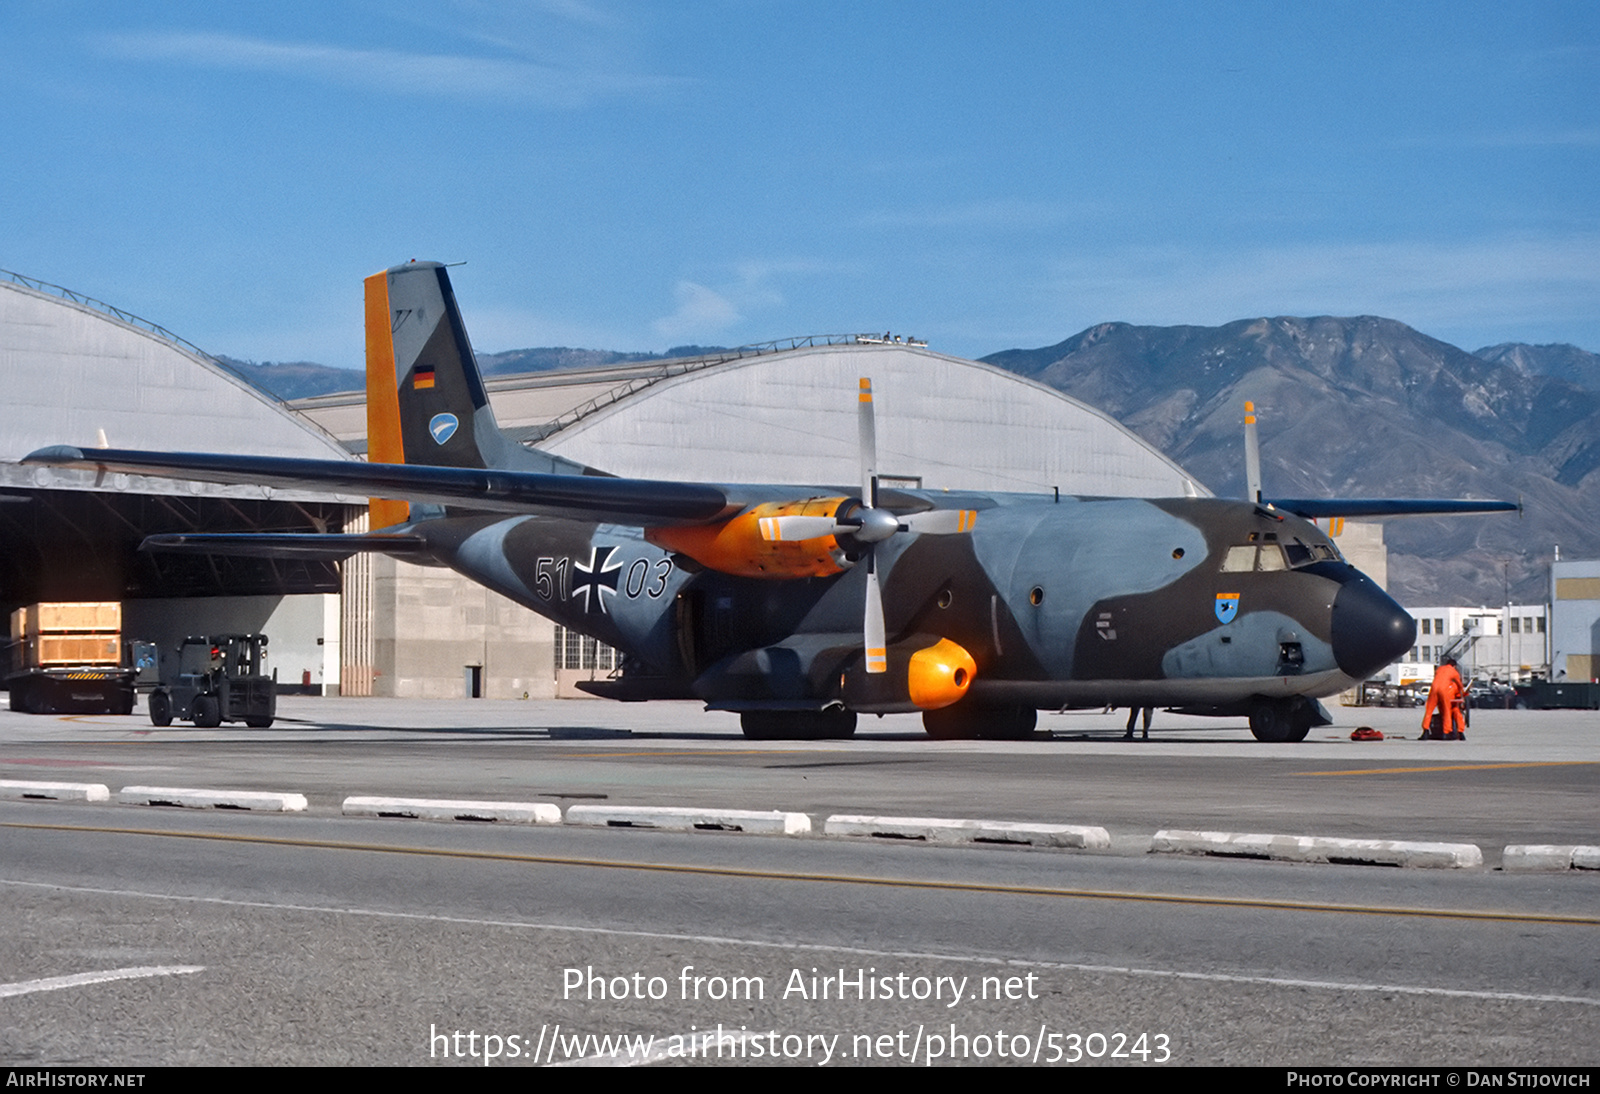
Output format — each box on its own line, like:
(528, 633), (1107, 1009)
(925, 705), (1036, 741)
(813, 709), (856, 740)
(740, 710), (856, 740)
(148, 691), (173, 727)
(1248, 699), (1293, 742)
(244, 715), (275, 728)
(192, 696), (221, 728)
(977, 706), (1038, 741)
(922, 706), (977, 740)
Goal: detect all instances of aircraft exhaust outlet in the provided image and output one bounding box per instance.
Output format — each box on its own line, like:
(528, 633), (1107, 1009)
(907, 638), (978, 710)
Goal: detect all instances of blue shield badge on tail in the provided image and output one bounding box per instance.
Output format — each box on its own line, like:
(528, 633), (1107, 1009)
(1215, 592), (1239, 624)
(429, 413), (459, 445)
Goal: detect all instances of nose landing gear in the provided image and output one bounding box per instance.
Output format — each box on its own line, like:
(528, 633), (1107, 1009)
(1248, 696), (1328, 742)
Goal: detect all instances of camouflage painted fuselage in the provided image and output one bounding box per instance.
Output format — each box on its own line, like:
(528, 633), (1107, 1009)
(404, 490), (1413, 715)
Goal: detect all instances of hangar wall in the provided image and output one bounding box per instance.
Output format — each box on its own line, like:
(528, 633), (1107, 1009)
(369, 555), (555, 699)
(535, 343), (1204, 496)
(124, 594), (340, 694)
(1, 274), (359, 701)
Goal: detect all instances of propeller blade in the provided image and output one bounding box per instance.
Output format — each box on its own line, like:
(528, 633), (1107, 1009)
(757, 514), (843, 542)
(899, 509), (978, 534)
(864, 557), (887, 674)
(1244, 399), (1262, 505)
(760, 508), (975, 542)
(858, 377), (878, 508)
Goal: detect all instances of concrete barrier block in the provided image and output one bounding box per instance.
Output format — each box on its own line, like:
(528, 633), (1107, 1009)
(0, 779), (110, 803)
(342, 796), (560, 825)
(118, 786), (308, 812)
(564, 805), (811, 835)
(823, 814), (1110, 849)
(1152, 829), (1481, 868)
(1502, 845), (1578, 871)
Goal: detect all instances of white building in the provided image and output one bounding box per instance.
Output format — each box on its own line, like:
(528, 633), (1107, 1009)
(1389, 604), (1549, 684)
(1550, 559), (1600, 683)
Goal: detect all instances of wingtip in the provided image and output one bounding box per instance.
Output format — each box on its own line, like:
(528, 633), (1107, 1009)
(21, 445), (87, 465)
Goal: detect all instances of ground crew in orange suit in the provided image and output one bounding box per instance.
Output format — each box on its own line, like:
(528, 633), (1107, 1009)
(1421, 657), (1466, 740)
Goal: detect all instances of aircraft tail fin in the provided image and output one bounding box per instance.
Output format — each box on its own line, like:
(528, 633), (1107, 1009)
(364, 261), (594, 527)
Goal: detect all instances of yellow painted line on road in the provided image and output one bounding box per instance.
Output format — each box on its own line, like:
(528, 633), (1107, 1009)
(6, 821), (1597, 928)
(1292, 761), (1599, 777)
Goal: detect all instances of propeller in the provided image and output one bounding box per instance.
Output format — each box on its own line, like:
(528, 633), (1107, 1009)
(759, 378), (976, 673)
(1243, 399), (1262, 505)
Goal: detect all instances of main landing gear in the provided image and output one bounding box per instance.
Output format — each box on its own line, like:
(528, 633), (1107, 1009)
(922, 704), (1037, 741)
(739, 709), (857, 740)
(1247, 696), (1323, 742)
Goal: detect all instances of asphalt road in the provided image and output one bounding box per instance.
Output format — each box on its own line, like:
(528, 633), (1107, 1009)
(2, 698), (1596, 1067)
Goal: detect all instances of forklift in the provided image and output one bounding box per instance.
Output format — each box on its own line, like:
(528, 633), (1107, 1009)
(148, 634), (275, 728)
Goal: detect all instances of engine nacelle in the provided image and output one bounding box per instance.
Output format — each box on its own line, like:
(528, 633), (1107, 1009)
(646, 497), (854, 578)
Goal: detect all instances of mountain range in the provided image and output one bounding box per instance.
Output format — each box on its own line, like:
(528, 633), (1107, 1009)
(222, 325), (1600, 606)
(982, 320), (1600, 605)
(216, 344), (729, 399)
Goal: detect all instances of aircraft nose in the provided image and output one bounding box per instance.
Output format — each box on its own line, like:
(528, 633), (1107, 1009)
(1330, 572), (1416, 680)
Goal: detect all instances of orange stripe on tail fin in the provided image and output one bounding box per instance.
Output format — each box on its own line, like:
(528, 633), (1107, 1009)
(364, 269), (409, 529)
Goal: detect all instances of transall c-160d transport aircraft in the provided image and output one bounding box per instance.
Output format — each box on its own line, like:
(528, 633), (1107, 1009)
(26, 262), (1516, 741)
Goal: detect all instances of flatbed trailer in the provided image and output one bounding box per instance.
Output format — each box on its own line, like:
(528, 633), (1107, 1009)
(6, 666), (137, 714)
(5, 602), (137, 715)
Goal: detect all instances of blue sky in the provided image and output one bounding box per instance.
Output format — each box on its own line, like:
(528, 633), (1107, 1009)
(4, 2), (1597, 369)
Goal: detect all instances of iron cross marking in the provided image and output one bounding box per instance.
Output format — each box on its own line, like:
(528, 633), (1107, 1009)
(571, 545), (623, 614)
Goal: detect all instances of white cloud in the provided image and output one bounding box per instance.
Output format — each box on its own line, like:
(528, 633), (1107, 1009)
(98, 30), (680, 108)
(651, 281), (741, 342)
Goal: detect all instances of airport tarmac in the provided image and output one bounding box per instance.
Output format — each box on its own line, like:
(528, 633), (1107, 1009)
(2, 697), (1596, 1067)
(2, 698), (1594, 855)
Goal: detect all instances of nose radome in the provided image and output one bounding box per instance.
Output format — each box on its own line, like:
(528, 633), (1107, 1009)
(1330, 572), (1416, 679)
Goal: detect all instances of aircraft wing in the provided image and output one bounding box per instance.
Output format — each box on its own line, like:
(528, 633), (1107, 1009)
(139, 532), (431, 560)
(1263, 497), (1520, 518)
(23, 446), (736, 527)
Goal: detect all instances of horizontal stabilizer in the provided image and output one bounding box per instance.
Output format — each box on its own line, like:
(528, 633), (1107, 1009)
(140, 532), (430, 560)
(25, 446), (735, 527)
(1264, 498), (1520, 519)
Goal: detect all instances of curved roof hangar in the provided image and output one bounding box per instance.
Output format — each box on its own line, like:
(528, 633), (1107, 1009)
(529, 343), (1206, 498)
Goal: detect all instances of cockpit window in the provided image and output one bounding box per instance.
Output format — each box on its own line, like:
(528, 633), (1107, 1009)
(1221, 545), (1257, 572)
(1221, 540), (1337, 573)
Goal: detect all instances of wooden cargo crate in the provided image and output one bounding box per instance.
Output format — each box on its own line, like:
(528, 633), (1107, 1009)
(25, 634), (123, 668)
(11, 602), (122, 639)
